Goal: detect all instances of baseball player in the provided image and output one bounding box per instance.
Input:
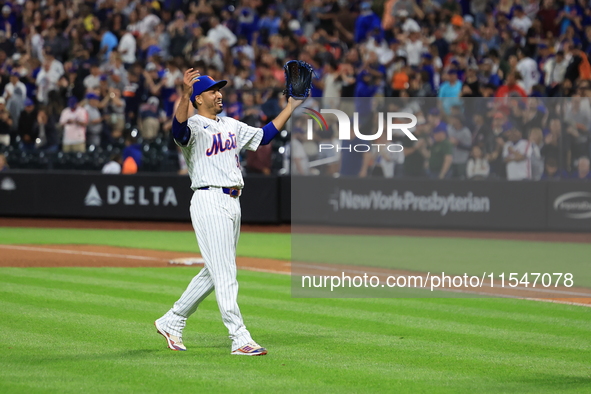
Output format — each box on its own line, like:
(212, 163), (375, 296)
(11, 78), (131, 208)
(155, 68), (303, 356)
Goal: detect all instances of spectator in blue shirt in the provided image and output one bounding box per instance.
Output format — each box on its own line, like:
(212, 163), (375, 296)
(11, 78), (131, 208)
(100, 26), (119, 63)
(258, 6), (281, 37)
(428, 107), (448, 134)
(237, 7), (259, 43)
(0, 5), (19, 36)
(438, 70), (463, 114)
(559, 0), (583, 36)
(354, 2), (382, 43)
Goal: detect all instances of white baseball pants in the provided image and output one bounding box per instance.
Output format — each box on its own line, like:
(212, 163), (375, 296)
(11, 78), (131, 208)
(156, 188), (254, 351)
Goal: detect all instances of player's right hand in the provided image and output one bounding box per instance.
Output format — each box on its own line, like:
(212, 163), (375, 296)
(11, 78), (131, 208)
(183, 68), (201, 98)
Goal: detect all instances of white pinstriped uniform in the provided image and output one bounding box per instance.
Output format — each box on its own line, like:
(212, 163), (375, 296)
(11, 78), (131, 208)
(157, 113), (263, 351)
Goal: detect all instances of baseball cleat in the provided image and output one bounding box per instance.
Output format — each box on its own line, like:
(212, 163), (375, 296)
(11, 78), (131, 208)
(231, 343), (268, 356)
(154, 321), (186, 351)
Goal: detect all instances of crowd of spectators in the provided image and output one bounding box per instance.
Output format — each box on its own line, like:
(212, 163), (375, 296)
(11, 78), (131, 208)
(311, 97), (591, 181)
(0, 0), (588, 179)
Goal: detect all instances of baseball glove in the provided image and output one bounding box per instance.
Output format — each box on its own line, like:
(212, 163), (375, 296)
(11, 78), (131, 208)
(283, 60), (315, 100)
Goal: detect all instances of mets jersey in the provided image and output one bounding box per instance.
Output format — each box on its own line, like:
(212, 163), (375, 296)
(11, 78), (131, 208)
(179, 114), (263, 190)
(516, 57), (540, 94)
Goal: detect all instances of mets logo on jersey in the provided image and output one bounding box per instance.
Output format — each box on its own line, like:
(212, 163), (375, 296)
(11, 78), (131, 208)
(206, 132), (237, 156)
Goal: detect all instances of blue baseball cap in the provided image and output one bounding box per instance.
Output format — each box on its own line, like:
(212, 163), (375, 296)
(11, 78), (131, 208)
(190, 75), (228, 103)
(68, 96), (78, 109)
(146, 45), (161, 58)
(86, 93), (99, 100)
(24, 98), (34, 107)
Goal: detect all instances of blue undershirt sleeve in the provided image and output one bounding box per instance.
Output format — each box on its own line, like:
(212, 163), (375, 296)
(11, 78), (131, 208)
(260, 122), (279, 145)
(172, 117), (191, 146)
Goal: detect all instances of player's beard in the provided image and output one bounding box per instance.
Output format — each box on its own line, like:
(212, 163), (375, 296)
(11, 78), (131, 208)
(213, 101), (223, 114)
(197, 100), (223, 115)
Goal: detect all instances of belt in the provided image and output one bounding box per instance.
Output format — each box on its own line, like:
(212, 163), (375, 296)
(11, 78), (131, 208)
(198, 186), (241, 198)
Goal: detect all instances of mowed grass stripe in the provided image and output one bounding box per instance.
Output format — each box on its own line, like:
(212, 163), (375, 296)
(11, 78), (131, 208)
(0, 299), (224, 348)
(0, 268), (194, 298)
(0, 362), (141, 394)
(0, 227), (291, 260)
(238, 296), (591, 350)
(339, 297), (591, 330)
(0, 282), (168, 315)
(253, 295), (591, 339)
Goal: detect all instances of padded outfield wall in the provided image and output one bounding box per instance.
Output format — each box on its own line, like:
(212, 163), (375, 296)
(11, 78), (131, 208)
(0, 171), (590, 231)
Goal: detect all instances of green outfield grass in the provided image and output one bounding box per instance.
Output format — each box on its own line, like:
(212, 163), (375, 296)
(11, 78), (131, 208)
(0, 227), (590, 392)
(293, 233), (591, 287)
(0, 267), (590, 394)
(0, 227), (290, 260)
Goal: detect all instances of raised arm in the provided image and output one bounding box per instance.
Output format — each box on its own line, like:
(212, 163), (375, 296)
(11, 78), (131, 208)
(260, 97), (305, 145)
(172, 68), (200, 146)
